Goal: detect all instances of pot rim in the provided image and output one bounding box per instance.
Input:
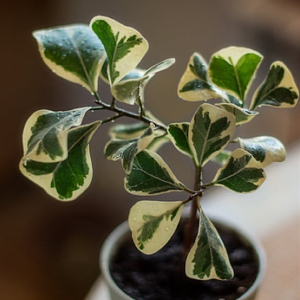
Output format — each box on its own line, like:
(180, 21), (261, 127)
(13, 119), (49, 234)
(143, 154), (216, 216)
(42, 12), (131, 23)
(100, 214), (266, 300)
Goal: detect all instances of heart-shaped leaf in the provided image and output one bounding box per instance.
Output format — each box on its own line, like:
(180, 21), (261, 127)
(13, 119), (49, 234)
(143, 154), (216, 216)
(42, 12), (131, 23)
(22, 107), (90, 163)
(129, 200), (183, 254)
(186, 207), (233, 280)
(20, 121), (100, 201)
(212, 149), (266, 193)
(91, 16), (149, 85)
(33, 25), (106, 93)
(208, 47), (263, 102)
(250, 61), (299, 110)
(189, 103), (236, 166)
(239, 136), (286, 167)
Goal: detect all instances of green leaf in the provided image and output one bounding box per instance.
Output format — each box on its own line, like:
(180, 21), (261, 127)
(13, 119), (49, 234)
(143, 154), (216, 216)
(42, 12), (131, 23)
(168, 123), (192, 158)
(189, 103), (235, 166)
(105, 124), (155, 173)
(147, 135), (170, 152)
(20, 121), (101, 201)
(91, 16), (149, 85)
(212, 149), (266, 193)
(125, 150), (186, 195)
(22, 107), (90, 163)
(178, 53), (227, 102)
(250, 61), (299, 110)
(239, 136), (286, 167)
(211, 150), (232, 166)
(33, 25), (106, 93)
(208, 47), (263, 102)
(111, 58), (175, 105)
(186, 207), (233, 280)
(109, 122), (149, 139)
(129, 201), (183, 254)
(216, 103), (258, 125)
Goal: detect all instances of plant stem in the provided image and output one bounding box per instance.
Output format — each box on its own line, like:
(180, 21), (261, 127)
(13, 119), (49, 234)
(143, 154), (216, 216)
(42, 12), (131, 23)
(182, 165), (202, 256)
(91, 100), (168, 131)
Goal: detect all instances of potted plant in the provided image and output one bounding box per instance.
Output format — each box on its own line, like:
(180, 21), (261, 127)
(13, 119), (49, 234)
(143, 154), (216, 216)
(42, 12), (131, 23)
(19, 16), (298, 300)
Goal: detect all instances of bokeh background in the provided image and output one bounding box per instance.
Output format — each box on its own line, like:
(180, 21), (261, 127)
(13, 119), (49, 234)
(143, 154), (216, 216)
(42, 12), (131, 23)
(1, 0), (300, 299)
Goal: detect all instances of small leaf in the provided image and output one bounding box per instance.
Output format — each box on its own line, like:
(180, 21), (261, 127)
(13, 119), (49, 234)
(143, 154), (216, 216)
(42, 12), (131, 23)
(208, 47), (263, 102)
(216, 103), (258, 125)
(105, 124), (155, 173)
(168, 123), (192, 157)
(212, 149), (266, 193)
(250, 61), (299, 110)
(186, 207), (233, 280)
(129, 201), (183, 254)
(239, 136), (286, 167)
(178, 53), (226, 102)
(189, 103), (235, 167)
(91, 16), (149, 85)
(147, 135), (170, 152)
(111, 58), (175, 105)
(22, 107), (90, 163)
(109, 122), (148, 139)
(125, 150), (186, 195)
(33, 25), (106, 93)
(211, 150), (232, 166)
(20, 121), (100, 201)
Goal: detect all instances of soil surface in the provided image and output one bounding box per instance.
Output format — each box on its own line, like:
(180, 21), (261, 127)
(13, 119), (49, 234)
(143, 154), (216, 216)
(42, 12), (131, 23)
(110, 221), (259, 300)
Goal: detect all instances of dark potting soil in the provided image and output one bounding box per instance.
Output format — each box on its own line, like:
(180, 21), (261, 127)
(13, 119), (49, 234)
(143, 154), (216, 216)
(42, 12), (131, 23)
(110, 221), (259, 300)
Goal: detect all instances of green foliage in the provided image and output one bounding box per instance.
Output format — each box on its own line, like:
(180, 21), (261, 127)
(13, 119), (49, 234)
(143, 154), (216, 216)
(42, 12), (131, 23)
(21, 15), (299, 283)
(186, 206), (233, 280)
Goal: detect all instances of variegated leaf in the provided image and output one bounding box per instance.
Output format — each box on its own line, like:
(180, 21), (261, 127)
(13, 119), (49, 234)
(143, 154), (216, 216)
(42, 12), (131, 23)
(22, 107), (90, 163)
(20, 121), (100, 201)
(33, 25), (106, 93)
(91, 16), (149, 85)
(109, 122), (148, 139)
(189, 103), (235, 167)
(111, 58), (175, 105)
(208, 47), (263, 102)
(216, 103), (258, 125)
(105, 124), (155, 173)
(186, 207), (233, 280)
(211, 150), (232, 166)
(212, 149), (266, 193)
(250, 61), (299, 110)
(147, 135), (170, 152)
(129, 201), (183, 254)
(125, 150), (186, 195)
(168, 123), (192, 158)
(239, 136), (286, 167)
(178, 53), (226, 101)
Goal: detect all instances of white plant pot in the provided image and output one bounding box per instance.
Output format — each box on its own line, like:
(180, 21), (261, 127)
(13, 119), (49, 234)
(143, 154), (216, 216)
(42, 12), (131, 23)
(100, 216), (266, 300)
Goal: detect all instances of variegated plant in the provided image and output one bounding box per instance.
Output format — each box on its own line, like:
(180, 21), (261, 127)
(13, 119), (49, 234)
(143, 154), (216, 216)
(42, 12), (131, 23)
(20, 16), (298, 281)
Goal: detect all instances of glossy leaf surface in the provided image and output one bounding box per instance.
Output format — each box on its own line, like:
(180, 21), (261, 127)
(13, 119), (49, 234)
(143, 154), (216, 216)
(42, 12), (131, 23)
(186, 208), (233, 280)
(125, 150), (186, 195)
(33, 25), (106, 93)
(239, 136), (286, 167)
(250, 61), (299, 110)
(129, 201), (183, 254)
(20, 121), (100, 201)
(91, 16), (148, 85)
(212, 149), (266, 193)
(22, 107), (90, 163)
(208, 47), (263, 102)
(189, 104), (235, 166)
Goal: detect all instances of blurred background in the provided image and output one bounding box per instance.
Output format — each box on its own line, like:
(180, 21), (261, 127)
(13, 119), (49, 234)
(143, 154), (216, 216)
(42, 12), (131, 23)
(1, 0), (300, 299)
